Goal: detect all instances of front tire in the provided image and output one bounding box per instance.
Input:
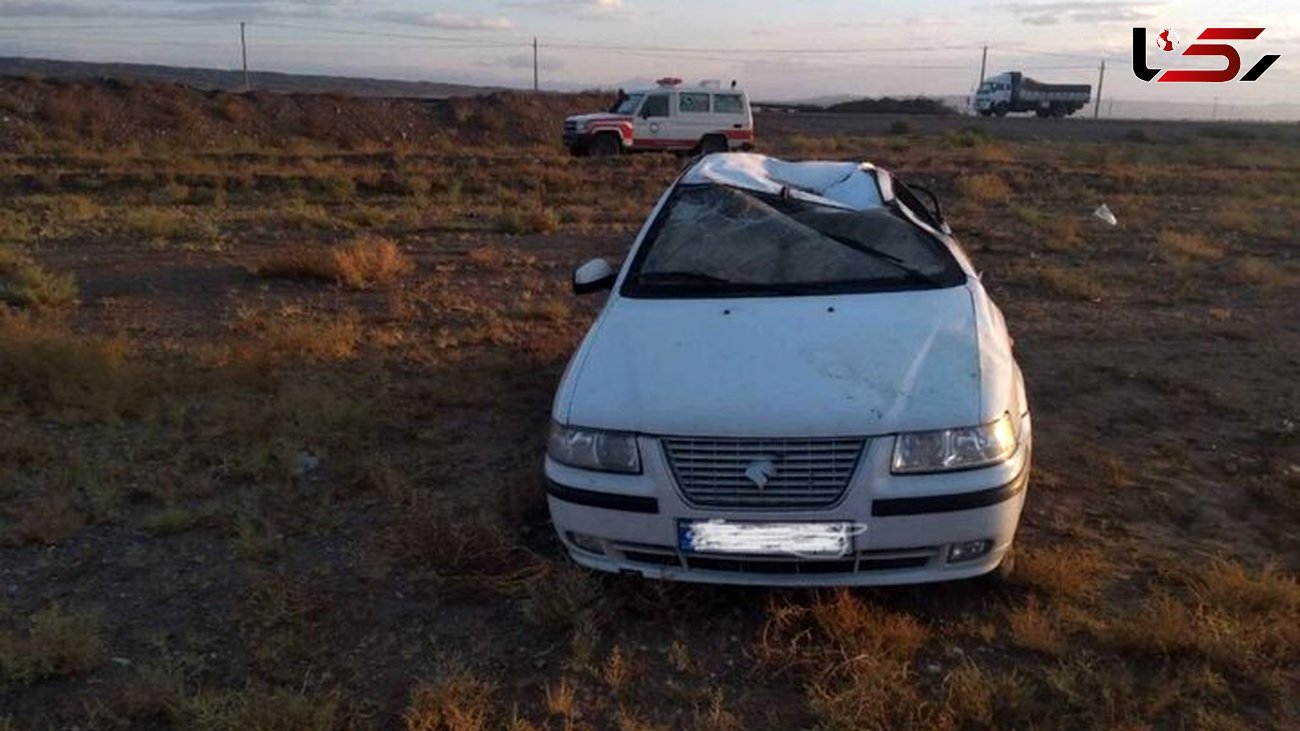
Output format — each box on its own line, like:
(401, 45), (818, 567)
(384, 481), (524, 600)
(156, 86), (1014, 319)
(993, 103), (1009, 118)
(588, 133), (620, 158)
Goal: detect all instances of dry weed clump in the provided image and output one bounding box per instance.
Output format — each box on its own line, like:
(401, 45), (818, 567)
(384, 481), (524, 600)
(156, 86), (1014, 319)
(497, 205), (561, 235)
(259, 235), (413, 289)
(404, 671), (495, 731)
(180, 687), (348, 731)
(0, 313), (132, 418)
(332, 235), (414, 288)
(1232, 256), (1296, 289)
(1013, 205), (1083, 250)
(232, 308), (363, 362)
(760, 591), (935, 729)
(0, 261), (78, 310)
(1156, 230), (1224, 260)
(957, 174), (1013, 204)
(1033, 264), (1107, 302)
(376, 499), (532, 589)
(1013, 545), (1111, 600)
(522, 564), (610, 631)
(1106, 558), (1300, 673)
(0, 604), (106, 683)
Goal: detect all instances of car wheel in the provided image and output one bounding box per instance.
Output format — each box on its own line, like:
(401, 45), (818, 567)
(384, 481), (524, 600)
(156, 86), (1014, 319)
(589, 134), (620, 158)
(698, 135), (728, 155)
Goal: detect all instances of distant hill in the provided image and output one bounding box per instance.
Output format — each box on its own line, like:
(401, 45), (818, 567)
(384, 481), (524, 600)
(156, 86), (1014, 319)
(0, 57), (500, 99)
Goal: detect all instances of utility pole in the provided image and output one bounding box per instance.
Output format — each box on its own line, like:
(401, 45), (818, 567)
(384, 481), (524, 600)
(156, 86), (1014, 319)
(240, 21), (250, 92)
(978, 45), (988, 86)
(1093, 58), (1105, 119)
(532, 37), (539, 92)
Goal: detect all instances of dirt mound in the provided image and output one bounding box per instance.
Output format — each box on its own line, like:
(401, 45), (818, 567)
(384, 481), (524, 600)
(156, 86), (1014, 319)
(0, 76), (612, 152)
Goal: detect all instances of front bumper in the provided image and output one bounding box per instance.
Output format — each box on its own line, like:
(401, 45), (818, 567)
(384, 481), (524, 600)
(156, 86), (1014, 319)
(544, 416), (1031, 587)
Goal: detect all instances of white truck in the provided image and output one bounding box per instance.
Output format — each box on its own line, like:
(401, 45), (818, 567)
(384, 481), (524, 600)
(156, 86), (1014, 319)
(562, 78), (754, 156)
(974, 71), (1091, 118)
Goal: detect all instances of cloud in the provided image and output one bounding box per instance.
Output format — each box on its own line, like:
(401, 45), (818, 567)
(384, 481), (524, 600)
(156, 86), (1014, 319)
(0, 1), (354, 21)
(505, 0), (635, 22)
(1003, 1), (1157, 26)
(372, 11), (514, 31)
(0, 1), (111, 16)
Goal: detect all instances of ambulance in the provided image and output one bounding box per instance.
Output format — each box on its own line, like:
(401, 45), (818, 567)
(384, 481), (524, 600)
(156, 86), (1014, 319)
(562, 78), (755, 156)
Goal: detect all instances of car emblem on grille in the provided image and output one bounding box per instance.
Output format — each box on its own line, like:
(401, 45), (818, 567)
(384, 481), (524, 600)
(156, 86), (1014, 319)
(744, 458), (777, 489)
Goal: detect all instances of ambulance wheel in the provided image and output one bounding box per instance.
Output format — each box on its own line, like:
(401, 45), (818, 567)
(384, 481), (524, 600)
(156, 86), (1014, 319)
(698, 134), (728, 155)
(589, 134), (620, 158)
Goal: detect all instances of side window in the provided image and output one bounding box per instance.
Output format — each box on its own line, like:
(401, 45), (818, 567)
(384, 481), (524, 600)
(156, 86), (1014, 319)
(679, 92), (711, 113)
(714, 94), (744, 114)
(641, 94), (670, 118)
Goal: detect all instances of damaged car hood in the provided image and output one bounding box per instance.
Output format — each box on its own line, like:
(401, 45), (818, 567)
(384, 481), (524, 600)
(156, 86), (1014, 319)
(559, 286), (983, 438)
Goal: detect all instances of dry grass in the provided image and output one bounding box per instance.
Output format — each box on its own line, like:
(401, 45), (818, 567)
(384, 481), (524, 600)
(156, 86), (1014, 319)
(180, 687), (348, 731)
(332, 235), (414, 288)
(497, 205), (561, 235)
(260, 235), (413, 289)
(1014, 205), (1083, 250)
(957, 173), (1012, 204)
(1034, 264), (1107, 302)
(1232, 256), (1296, 289)
(232, 308), (363, 362)
(1013, 546), (1111, 600)
(523, 564), (608, 630)
(122, 206), (216, 242)
(0, 261), (78, 310)
(761, 591), (934, 729)
(1007, 598), (1065, 655)
(0, 604), (105, 683)
(0, 312), (133, 418)
(1157, 230), (1224, 260)
(404, 671), (494, 731)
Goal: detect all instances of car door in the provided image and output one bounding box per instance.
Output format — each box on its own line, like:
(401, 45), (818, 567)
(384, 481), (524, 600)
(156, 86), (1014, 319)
(634, 92), (671, 149)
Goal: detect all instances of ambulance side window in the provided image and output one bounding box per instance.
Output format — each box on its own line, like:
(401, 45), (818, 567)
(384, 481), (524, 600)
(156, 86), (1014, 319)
(641, 93), (670, 118)
(714, 94), (744, 114)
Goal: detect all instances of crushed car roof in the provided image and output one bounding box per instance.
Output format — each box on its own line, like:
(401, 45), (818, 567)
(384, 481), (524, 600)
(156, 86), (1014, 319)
(681, 153), (883, 211)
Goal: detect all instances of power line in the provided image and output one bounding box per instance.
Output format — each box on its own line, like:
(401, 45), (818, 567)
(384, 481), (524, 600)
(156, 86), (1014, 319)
(254, 22), (525, 48)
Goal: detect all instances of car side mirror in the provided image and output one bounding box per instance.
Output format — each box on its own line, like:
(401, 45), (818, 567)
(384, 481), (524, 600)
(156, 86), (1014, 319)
(573, 258), (615, 295)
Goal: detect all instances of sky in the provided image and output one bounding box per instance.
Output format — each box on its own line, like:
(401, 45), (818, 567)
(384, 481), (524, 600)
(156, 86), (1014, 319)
(0, 0), (1296, 108)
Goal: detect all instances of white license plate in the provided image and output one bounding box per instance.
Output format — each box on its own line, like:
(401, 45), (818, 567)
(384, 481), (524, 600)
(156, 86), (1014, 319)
(678, 520), (860, 558)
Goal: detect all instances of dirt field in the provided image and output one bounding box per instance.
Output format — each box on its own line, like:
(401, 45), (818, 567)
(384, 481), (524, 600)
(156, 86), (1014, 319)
(1, 79), (1298, 730)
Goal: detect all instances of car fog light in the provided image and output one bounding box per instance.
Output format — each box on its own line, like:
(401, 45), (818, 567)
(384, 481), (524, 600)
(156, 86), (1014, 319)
(567, 531), (606, 555)
(948, 539), (992, 563)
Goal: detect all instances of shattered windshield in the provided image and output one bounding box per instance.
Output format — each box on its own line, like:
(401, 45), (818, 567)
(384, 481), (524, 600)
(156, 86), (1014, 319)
(623, 184), (965, 298)
(613, 93), (644, 116)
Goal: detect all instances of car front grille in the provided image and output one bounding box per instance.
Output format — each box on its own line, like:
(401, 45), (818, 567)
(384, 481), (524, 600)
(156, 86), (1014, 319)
(661, 437), (865, 509)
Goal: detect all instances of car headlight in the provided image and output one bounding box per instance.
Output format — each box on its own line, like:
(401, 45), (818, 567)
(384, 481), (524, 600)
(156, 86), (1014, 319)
(547, 422), (641, 474)
(892, 413), (1018, 474)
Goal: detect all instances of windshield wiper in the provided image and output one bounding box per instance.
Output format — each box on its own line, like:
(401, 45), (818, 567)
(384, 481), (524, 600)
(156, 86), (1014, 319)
(816, 230), (943, 285)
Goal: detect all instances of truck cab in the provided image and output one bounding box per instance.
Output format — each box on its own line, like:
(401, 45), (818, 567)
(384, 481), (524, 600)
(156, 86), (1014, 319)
(563, 78), (755, 156)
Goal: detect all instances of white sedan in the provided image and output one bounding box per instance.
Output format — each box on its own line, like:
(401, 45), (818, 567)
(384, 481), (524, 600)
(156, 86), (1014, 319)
(544, 153), (1031, 586)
